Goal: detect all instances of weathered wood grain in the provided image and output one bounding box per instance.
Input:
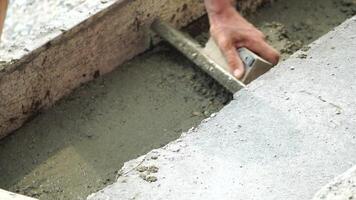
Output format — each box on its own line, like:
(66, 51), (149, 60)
(0, 0), (7, 40)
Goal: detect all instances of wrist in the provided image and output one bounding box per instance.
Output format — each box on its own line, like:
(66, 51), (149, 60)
(206, 5), (243, 26)
(205, 0), (234, 15)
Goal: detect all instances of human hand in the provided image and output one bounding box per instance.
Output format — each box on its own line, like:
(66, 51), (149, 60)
(207, 5), (280, 78)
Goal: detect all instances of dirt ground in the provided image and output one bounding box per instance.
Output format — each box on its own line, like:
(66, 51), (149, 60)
(0, 0), (355, 199)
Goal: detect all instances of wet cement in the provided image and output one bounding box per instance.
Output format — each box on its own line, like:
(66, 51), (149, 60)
(0, 46), (230, 199)
(0, 0), (355, 199)
(249, 0), (356, 60)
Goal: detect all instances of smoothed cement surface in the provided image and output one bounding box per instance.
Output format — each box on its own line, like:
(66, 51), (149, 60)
(88, 16), (356, 200)
(0, 47), (230, 200)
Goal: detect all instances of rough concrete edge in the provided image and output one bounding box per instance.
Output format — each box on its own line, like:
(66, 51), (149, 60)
(86, 116), (218, 199)
(312, 165), (356, 200)
(0, 189), (37, 200)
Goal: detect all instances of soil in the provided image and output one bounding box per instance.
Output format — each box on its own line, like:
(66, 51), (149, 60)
(0, 0), (355, 199)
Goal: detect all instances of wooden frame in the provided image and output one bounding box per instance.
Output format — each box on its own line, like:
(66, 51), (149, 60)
(0, 0), (7, 40)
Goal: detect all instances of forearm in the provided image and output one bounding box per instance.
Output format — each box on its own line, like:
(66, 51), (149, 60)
(204, 0), (232, 14)
(204, 0), (243, 24)
(206, 0), (240, 16)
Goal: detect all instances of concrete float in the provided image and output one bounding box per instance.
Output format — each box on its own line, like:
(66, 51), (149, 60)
(88, 16), (356, 200)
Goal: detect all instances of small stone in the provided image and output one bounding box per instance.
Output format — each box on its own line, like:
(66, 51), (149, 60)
(290, 66), (295, 71)
(297, 53), (307, 59)
(301, 46), (311, 52)
(145, 176), (158, 183)
(136, 166), (148, 172)
(203, 110), (210, 116)
(147, 166), (159, 173)
(151, 155), (158, 160)
(192, 111), (201, 116)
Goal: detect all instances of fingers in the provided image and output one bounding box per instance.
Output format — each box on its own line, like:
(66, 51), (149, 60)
(220, 42), (245, 79)
(246, 38), (280, 65)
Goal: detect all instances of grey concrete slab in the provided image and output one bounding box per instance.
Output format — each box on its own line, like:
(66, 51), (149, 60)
(87, 16), (356, 200)
(312, 166), (356, 200)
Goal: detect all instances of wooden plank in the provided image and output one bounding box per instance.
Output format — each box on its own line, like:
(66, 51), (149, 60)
(0, 0), (271, 139)
(0, 189), (37, 200)
(0, 0), (7, 40)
